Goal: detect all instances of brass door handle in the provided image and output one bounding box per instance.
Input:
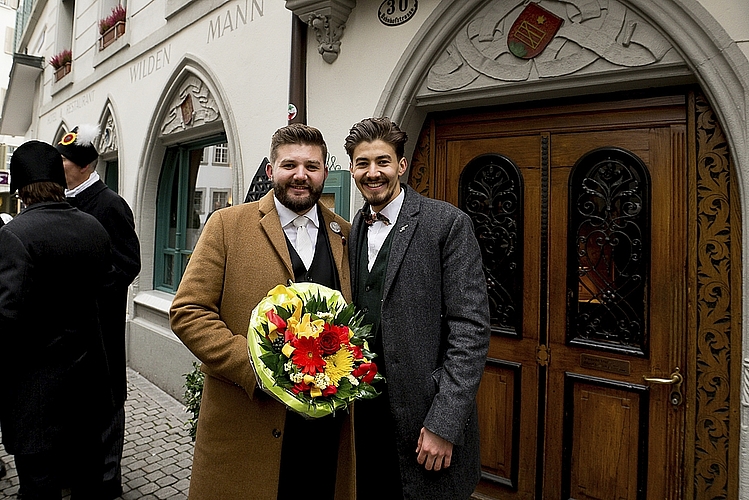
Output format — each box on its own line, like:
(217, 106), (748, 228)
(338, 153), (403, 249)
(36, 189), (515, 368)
(643, 367), (683, 405)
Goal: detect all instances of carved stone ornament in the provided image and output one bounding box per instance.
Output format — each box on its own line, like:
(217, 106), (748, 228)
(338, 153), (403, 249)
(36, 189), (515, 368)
(97, 112), (118, 155)
(285, 0), (356, 64)
(161, 75), (220, 136)
(425, 0), (681, 93)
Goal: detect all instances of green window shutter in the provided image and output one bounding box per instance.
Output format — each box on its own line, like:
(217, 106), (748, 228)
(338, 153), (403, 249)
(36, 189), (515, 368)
(322, 170), (350, 221)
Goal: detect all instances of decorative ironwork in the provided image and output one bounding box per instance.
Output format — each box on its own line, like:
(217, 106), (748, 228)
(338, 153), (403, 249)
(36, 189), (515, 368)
(244, 158), (273, 203)
(566, 147), (650, 355)
(459, 154), (523, 336)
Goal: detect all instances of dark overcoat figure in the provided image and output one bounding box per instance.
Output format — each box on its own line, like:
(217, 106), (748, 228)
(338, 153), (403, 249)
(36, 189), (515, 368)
(349, 184), (491, 499)
(67, 179), (141, 405)
(0, 199), (114, 495)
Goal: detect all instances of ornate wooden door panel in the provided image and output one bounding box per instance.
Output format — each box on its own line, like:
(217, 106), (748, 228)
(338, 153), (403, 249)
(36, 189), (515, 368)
(415, 96), (689, 499)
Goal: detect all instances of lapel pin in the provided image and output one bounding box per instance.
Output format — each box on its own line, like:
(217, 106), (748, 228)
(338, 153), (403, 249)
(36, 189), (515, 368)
(330, 221), (346, 246)
(399, 224), (409, 233)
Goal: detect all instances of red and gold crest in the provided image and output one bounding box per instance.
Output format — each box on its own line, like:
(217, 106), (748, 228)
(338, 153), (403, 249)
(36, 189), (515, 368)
(507, 2), (563, 59)
(60, 132), (77, 145)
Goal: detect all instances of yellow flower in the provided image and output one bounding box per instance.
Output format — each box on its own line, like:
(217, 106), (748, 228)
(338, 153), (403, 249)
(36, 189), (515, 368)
(282, 343), (295, 358)
(267, 285), (303, 316)
(325, 347), (354, 386)
(288, 312), (324, 339)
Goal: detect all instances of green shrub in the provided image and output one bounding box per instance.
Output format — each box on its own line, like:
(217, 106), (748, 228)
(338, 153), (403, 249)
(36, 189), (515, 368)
(183, 362), (204, 441)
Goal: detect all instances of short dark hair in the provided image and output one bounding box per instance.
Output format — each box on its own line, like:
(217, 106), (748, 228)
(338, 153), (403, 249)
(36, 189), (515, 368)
(19, 181), (66, 206)
(269, 123), (328, 165)
(344, 117), (408, 160)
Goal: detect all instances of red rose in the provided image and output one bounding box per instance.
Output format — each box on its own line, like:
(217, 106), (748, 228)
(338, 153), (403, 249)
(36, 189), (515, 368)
(319, 327), (343, 355)
(322, 385), (337, 397)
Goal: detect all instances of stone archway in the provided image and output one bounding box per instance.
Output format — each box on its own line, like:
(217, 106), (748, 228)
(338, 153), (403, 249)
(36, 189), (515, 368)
(134, 55), (244, 292)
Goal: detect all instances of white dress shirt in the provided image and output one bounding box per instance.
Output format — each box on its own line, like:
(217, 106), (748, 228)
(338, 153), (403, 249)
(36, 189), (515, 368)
(274, 196), (319, 257)
(65, 171), (100, 197)
(366, 189), (405, 271)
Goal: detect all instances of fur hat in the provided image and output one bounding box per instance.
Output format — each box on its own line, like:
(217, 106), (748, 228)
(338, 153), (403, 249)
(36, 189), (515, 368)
(10, 140), (66, 193)
(55, 124), (100, 167)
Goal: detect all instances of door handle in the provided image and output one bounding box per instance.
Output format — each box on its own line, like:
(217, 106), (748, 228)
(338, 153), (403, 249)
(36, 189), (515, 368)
(643, 367), (683, 406)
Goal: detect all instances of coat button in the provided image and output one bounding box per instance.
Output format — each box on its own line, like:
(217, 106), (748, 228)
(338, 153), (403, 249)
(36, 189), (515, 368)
(362, 307), (368, 313)
(365, 285), (372, 292)
(272, 429), (282, 438)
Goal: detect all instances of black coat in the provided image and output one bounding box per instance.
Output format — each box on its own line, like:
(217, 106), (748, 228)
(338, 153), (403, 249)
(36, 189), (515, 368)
(68, 180), (141, 405)
(0, 201), (115, 455)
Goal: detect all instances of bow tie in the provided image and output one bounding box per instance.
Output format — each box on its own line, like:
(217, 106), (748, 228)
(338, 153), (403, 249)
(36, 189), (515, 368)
(363, 211), (390, 226)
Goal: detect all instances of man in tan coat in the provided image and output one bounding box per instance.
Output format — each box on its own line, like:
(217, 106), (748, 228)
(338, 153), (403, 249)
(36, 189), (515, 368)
(170, 124), (353, 499)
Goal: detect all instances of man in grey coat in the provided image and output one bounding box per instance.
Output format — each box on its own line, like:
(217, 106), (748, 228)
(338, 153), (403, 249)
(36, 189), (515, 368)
(345, 117), (490, 499)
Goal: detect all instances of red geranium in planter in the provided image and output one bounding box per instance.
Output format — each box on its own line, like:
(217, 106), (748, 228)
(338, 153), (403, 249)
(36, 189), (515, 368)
(50, 49), (72, 81)
(99, 4), (127, 50)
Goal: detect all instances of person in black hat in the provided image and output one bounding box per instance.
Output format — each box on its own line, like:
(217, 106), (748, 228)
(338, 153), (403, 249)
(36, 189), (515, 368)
(55, 125), (140, 499)
(0, 140), (115, 499)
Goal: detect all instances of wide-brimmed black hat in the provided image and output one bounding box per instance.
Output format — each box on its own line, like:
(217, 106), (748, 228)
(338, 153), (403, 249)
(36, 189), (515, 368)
(10, 140), (66, 193)
(55, 124), (99, 168)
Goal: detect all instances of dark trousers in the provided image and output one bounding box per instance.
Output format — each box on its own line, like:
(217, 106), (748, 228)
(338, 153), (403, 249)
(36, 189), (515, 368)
(277, 411), (345, 499)
(102, 405), (125, 489)
(354, 387), (404, 500)
(14, 426), (103, 500)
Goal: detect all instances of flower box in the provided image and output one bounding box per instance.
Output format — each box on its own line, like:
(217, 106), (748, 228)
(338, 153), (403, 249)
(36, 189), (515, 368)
(99, 21), (126, 50)
(54, 62), (71, 82)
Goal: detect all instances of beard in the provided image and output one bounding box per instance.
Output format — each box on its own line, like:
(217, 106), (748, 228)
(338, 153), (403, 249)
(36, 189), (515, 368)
(273, 179), (324, 213)
(358, 176), (398, 208)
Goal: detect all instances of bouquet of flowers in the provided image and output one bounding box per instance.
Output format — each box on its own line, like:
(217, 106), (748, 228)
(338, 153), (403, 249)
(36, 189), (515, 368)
(248, 282), (383, 419)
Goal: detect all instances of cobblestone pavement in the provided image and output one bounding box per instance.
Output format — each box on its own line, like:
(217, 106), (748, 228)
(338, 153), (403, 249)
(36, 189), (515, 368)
(0, 368), (195, 499)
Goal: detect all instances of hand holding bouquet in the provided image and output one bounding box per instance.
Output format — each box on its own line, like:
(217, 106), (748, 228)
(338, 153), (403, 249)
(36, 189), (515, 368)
(248, 283), (384, 418)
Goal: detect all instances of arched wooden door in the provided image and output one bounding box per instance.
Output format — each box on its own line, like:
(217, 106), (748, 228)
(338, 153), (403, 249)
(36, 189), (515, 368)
(411, 94), (690, 499)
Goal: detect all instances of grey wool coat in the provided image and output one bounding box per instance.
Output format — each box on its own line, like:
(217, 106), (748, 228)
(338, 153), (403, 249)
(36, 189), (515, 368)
(170, 191), (354, 500)
(349, 184), (491, 499)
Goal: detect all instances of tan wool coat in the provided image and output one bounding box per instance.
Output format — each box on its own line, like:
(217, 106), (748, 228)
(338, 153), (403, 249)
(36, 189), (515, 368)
(170, 191), (353, 500)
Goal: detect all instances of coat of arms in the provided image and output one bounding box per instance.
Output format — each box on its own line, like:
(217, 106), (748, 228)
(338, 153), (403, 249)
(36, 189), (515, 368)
(507, 2), (563, 59)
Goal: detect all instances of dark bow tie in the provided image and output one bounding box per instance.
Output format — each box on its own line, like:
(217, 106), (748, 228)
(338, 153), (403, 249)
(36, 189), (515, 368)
(363, 211), (390, 226)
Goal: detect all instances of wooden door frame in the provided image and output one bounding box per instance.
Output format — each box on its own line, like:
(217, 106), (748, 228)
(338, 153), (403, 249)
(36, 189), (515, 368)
(408, 89), (742, 499)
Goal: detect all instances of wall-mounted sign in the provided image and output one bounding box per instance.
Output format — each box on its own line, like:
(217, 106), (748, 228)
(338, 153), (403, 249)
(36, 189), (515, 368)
(507, 2), (563, 59)
(378, 0), (418, 27)
(0, 170), (8, 186)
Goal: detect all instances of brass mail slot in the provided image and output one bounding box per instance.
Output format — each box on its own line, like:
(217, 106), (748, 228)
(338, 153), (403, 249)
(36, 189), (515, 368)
(580, 353), (631, 375)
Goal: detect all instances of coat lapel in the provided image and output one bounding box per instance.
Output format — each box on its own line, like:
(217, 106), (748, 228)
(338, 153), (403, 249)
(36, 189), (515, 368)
(349, 209), (366, 295)
(383, 185), (420, 300)
(258, 191), (294, 276)
(320, 205), (348, 290)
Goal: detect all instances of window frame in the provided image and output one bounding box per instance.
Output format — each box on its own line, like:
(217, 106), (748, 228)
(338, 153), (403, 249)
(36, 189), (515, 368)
(154, 133), (227, 293)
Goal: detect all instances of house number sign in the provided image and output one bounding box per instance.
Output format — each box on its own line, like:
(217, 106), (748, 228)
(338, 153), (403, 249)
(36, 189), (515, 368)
(378, 0), (418, 26)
